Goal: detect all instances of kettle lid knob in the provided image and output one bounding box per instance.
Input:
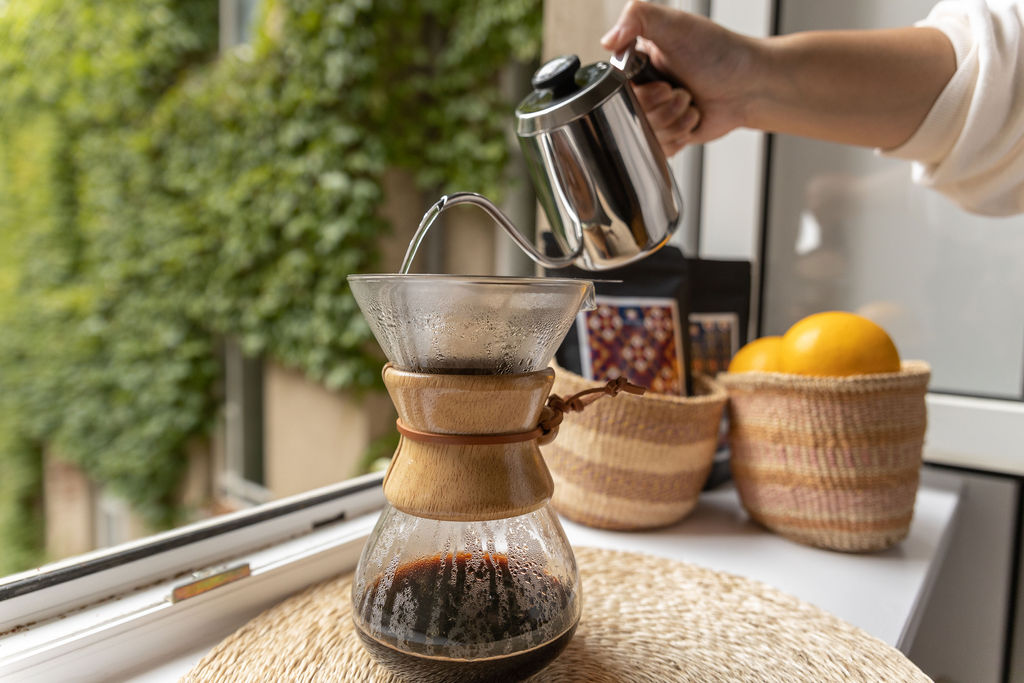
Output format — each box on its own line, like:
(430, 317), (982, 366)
(515, 55), (619, 135)
(531, 55), (581, 98)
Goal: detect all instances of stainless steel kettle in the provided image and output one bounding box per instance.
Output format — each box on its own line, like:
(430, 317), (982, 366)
(514, 41), (683, 271)
(400, 42), (682, 274)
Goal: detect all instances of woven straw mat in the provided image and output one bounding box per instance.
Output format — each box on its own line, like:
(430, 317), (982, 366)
(183, 546), (928, 682)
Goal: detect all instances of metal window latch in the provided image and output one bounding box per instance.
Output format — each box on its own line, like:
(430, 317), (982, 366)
(170, 563), (251, 603)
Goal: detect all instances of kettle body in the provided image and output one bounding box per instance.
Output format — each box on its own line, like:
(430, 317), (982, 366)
(515, 54), (682, 271)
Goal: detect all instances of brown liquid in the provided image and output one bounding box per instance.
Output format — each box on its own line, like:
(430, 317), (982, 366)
(354, 552), (577, 683)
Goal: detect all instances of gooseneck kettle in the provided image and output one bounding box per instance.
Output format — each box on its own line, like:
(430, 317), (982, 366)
(514, 40), (684, 271)
(414, 41), (684, 273)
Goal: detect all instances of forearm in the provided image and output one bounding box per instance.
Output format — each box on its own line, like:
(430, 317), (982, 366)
(747, 27), (957, 149)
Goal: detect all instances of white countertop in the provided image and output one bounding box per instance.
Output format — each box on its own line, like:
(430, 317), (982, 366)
(560, 466), (963, 651)
(86, 468), (961, 681)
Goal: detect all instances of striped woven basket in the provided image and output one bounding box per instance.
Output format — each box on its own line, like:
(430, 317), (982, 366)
(542, 365), (728, 530)
(718, 361), (931, 552)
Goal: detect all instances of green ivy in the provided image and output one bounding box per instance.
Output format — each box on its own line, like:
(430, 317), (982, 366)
(0, 0), (541, 572)
(0, 0), (221, 570)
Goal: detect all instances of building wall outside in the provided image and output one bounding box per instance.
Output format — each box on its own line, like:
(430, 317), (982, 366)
(263, 362), (394, 498)
(43, 451), (95, 560)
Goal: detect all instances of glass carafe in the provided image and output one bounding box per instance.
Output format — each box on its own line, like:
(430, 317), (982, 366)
(352, 505), (579, 682)
(347, 275), (594, 683)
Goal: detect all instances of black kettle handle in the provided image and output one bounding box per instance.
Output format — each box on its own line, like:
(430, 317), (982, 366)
(609, 38), (683, 88)
(630, 51), (681, 87)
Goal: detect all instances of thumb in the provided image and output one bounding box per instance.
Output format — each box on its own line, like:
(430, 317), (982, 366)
(600, 1), (675, 53)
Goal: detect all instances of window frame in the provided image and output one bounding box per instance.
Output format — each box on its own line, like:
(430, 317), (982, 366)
(697, 0), (1024, 476)
(0, 473), (385, 635)
(221, 337), (272, 505)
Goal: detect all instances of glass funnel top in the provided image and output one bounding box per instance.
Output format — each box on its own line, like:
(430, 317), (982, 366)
(348, 274), (595, 374)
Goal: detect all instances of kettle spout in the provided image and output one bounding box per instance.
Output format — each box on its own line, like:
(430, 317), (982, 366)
(400, 192), (583, 274)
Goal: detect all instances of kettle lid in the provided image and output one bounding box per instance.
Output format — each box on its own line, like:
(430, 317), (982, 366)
(515, 54), (624, 136)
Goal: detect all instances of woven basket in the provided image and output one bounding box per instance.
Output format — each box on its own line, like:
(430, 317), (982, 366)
(542, 365), (728, 530)
(718, 360), (930, 552)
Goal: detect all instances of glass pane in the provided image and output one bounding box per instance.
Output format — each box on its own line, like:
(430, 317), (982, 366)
(0, 1), (542, 580)
(763, 0), (1024, 400)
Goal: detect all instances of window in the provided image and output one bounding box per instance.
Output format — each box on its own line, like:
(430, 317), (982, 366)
(699, 0), (1024, 474)
(0, 476), (386, 681)
(219, 0), (261, 49)
(0, 0), (540, 580)
(221, 338), (270, 507)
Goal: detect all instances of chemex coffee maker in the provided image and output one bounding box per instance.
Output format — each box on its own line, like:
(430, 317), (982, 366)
(347, 42), (678, 683)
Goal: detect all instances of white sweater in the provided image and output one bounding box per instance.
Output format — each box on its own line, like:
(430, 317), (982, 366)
(884, 0), (1024, 216)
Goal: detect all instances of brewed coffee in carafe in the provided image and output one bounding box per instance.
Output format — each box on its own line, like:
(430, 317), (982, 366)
(347, 274), (594, 683)
(352, 506), (579, 682)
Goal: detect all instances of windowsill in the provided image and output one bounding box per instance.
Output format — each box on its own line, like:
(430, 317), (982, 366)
(560, 465), (962, 652)
(2, 468), (961, 681)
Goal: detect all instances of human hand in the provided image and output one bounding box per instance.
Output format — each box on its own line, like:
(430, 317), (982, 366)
(601, 1), (762, 154)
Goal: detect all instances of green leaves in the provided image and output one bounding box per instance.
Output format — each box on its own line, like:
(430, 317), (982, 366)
(0, 0), (221, 553)
(0, 0), (541, 570)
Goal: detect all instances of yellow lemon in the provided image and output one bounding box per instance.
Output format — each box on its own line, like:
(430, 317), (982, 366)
(728, 336), (784, 373)
(780, 311), (900, 376)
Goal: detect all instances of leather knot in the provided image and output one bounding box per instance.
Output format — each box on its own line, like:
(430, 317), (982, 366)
(537, 376), (646, 445)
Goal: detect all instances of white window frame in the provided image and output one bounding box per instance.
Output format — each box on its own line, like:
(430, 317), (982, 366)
(0, 474), (386, 682)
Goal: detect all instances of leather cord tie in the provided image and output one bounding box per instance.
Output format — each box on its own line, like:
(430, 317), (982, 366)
(395, 376), (646, 446)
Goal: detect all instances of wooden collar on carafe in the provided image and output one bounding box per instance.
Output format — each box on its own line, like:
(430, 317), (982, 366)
(381, 363), (646, 521)
(393, 374), (646, 446)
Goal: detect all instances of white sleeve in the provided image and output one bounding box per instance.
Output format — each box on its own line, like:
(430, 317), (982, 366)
(882, 0), (1024, 216)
